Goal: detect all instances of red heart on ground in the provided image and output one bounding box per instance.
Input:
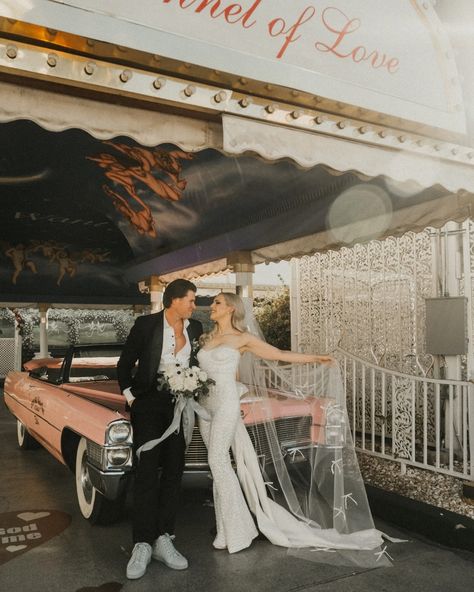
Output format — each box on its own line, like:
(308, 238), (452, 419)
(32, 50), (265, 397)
(0, 510), (71, 565)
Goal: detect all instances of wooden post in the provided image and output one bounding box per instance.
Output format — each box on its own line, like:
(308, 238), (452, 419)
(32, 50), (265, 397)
(227, 251), (255, 299)
(38, 303), (50, 358)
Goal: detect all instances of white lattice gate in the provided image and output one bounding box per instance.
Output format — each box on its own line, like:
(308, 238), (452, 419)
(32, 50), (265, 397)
(292, 229), (434, 373)
(292, 222), (474, 477)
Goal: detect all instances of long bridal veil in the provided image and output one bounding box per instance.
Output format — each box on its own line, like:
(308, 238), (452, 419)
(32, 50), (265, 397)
(235, 299), (394, 567)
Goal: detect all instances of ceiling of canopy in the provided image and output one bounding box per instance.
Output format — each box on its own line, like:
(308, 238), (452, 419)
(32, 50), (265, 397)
(1, 115), (473, 305)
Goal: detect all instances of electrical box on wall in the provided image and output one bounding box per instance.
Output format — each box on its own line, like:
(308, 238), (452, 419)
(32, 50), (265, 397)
(425, 297), (468, 355)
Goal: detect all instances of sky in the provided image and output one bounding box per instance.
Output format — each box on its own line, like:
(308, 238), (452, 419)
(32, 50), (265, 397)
(253, 261), (290, 285)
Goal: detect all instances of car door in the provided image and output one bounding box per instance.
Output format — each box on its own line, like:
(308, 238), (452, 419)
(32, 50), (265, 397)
(18, 365), (65, 458)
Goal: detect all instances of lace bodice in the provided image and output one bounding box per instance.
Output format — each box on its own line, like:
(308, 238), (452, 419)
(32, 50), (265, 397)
(197, 345), (241, 379)
(197, 346), (244, 414)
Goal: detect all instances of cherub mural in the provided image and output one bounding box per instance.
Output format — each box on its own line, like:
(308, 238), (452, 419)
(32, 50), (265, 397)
(87, 142), (193, 237)
(1, 240), (111, 287)
(3, 243), (37, 284)
(78, 249), (111, 264)
(31, 241), (77, 286)
(32, 241), (111, 286)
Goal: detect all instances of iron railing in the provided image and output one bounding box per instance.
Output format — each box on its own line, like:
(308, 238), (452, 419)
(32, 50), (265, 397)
(258, 350), (474, 480)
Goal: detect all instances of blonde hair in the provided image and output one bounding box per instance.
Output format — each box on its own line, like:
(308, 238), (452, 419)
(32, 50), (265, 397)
(200, 292), (247, 345)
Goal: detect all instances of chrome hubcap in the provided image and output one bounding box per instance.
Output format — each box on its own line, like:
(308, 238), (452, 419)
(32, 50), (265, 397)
(80, 452), (93, 504)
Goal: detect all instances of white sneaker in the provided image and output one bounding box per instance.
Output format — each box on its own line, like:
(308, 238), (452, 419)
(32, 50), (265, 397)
(126, 542), (152, 579)
(152, 533), (188, 570)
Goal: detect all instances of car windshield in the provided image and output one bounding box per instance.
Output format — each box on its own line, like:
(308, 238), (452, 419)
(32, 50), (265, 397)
(68, 346), (122, 382)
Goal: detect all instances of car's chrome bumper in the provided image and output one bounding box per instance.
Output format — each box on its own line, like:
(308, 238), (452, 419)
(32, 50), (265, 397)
(87, 462), (131, 500)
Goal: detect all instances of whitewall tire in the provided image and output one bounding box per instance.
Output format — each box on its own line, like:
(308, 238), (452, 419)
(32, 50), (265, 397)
(17, 420), (40, 450)
(75, 436), (126, 524)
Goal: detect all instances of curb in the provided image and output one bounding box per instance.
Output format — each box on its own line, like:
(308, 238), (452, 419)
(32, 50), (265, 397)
(366, 484), (474, 552)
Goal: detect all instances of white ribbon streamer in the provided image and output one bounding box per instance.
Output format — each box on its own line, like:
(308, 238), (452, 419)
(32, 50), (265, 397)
(136, 395), (211, 459)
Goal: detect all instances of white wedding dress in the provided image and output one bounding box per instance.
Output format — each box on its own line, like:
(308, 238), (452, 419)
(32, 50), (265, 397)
(197, 345), (387, 559)
(198, 345), (259, 552)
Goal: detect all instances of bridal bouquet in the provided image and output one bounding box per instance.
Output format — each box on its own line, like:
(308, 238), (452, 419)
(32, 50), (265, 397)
(138, 363), (213, 458)
(158, 363), (214, 401)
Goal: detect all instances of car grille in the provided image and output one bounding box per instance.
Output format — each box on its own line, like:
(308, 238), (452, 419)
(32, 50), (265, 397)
(87, 440), (104, 468)
(184, 426), (210, 468)
(184, 416), (312, 469)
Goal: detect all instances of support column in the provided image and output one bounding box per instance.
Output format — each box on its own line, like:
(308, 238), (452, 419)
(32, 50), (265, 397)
(38, 303), (50, 358)
(461, 220), (474, 481)
(443, 221), (463, 380)
(139, 275), (165, 313)
(227, 252), (255, 298)
(441, 221), (463, 456)
(12, 309), (23, 371)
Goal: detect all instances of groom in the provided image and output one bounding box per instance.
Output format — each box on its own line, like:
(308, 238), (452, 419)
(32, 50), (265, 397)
(117, 278), (203, 580)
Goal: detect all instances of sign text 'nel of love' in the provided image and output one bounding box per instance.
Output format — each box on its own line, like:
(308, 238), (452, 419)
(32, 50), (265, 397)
(161, 0), (400, 74)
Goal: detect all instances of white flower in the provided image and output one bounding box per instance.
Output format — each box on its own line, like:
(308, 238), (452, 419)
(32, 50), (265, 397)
(184, 376), (197, 391)
(158, 360), (213, 400)
(169, 374), (184, 391)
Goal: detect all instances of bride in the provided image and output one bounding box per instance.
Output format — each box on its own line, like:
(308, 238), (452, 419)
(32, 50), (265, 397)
(197, 292), (390, 566)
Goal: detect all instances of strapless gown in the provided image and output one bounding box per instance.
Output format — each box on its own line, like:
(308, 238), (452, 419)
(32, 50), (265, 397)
(197, 345), (385, 555)
(198, 345), (259, 553)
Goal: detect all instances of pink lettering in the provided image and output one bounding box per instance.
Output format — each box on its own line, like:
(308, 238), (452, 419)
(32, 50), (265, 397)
(315, 6), (399, 74)
(268, 6), (316, 59)
(351, 45), (366, 63)
(387, 58), (400, 73)
(162, 0), (198, 7)
(196, 0), (222, 15)
(161, 1), (399, 73)
(368, 50), (387, 69)
(220, 3), (243, 23)
(241, 0), (261, 28)
(315, 7), (361, 58)
(162, 0), (261, 29)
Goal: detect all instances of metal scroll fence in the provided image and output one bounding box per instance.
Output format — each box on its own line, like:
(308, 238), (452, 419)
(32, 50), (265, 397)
(259, 349), (473, 480)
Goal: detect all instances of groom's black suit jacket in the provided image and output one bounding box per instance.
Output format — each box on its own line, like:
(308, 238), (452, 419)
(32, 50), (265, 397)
(117, 310), (203, 400)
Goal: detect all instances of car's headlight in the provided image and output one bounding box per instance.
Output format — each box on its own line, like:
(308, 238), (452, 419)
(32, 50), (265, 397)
(107, 421), (132, 444)
(106, 447), (132, 467)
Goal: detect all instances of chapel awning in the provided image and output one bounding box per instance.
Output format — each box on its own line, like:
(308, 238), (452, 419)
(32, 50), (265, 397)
(1, 113), (473, 302)
(1, 1), (474, 302)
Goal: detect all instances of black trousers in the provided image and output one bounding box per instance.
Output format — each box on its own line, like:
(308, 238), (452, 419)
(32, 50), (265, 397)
(130, 394), (186, 545)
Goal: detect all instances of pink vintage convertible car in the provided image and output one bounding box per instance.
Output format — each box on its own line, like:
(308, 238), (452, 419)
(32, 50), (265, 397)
(4, 344), (334, 525)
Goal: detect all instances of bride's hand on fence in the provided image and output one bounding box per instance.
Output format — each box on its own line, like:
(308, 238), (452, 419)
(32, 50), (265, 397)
(315, 354), (336, 365)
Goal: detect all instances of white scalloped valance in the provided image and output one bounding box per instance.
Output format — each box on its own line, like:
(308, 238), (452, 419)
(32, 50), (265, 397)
(222, 115), (474, 194)
(156, 259), (231, 284)
(3, 80), (472, 195)
(0, 81), (222, 149)
(250, 191), (474, 265)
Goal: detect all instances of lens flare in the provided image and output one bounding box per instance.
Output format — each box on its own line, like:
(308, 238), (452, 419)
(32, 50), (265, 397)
(327, 184), (393, 245)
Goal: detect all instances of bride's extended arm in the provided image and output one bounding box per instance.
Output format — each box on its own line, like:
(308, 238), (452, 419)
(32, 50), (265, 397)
(241, 334), (333, 364)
